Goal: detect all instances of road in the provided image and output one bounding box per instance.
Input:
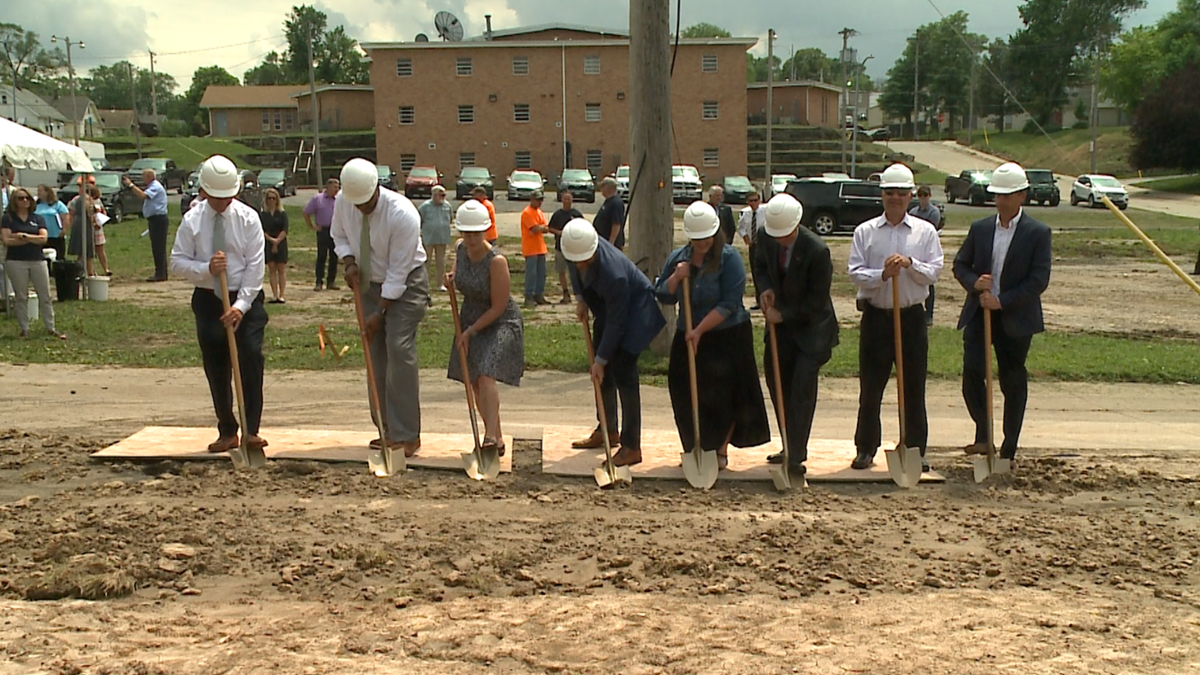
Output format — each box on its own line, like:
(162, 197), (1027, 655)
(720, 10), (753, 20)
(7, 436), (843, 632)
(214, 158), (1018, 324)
(891, 140), (1200, 220)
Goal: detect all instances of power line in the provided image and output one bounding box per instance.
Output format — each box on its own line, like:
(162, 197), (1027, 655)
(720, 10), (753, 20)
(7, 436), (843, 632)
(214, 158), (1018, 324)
(71, 34), (286, 63)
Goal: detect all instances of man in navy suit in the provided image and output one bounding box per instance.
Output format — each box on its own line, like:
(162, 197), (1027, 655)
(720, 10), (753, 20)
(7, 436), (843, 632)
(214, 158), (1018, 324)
(953, 162), (1052, 461)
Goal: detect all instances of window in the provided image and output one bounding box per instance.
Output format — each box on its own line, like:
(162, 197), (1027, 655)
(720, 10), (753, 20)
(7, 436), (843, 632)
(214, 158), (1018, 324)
(512, 56), (529, 75)
(586, 149), (603, 173)
(400, 154), (416, 172)
(284, 111), (294, 131)
(584, 55), (600, 75)
(702, 101), (719, 120)
(459, 152), (476, 169)
(261, 111), (270, 131)
(513, 103), (530, 123)
(703, 148), (719, 167)
(841, 183), (882, 198)
(396, 57), (413, 77)
(398, 106), (415, 125)
(456, 57), (473, 76)
(273, 111), (282, 131)
(458, 105), (474, 124)
(514, 151), (532, 169)
(584, 103), (601, 123)
(701, 54), (718, 73)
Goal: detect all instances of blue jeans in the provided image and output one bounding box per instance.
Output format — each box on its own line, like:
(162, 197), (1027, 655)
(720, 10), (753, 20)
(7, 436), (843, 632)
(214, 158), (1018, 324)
(524, 254), (546, 299)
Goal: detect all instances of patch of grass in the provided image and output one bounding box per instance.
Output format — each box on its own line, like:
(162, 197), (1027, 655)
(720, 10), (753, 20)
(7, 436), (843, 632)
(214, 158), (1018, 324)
(957, 127), (1134, 178)
(93, 136), (263, 171)
(1135, 174), (1200, 196)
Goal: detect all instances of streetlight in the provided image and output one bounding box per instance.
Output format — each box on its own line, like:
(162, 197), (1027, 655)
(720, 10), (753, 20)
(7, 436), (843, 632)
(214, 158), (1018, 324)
(850, 54), (873, 178)
(50, 35), (84, 146)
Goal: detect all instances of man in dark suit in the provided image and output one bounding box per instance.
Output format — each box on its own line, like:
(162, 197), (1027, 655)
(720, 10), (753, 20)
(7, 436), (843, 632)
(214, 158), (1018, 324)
(751, 193), (839, 476)
(709, 185), (737, 243)
(954, 162), (1052, 462)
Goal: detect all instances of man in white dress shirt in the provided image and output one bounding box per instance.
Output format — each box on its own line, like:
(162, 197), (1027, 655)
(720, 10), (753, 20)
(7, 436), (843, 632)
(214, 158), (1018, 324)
(170, 155), (268, 454)
(737, 190), (767, 308)
(332, 158), (429, 458)
(847, 163), (943, 471)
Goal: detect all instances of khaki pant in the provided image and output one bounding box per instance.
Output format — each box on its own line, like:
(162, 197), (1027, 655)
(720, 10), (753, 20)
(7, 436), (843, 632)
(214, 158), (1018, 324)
(5, 260), (55, 334)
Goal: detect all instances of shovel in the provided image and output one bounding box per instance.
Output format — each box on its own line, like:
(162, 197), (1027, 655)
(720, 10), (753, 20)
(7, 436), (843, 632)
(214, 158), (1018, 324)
(352, 281), (404, 477)
(679, 281), (719, 489)
(216, 271), (266, 470)
(884, 280), (922, 488)
(581, 315), (632, 489)
(448, 285), (500, 481)
(973, 307), (1012, 482)
(766, 322), (803, 491)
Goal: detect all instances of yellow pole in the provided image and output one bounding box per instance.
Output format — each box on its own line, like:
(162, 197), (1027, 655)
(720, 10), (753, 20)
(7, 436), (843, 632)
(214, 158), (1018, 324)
(1102, 195), (1200, 298)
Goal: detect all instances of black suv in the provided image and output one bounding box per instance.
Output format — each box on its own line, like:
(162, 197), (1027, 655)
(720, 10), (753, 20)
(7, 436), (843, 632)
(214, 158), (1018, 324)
(1023, 169), (1060, 207)
(784, 178), (944, 236)
(556, 168), (596, 203)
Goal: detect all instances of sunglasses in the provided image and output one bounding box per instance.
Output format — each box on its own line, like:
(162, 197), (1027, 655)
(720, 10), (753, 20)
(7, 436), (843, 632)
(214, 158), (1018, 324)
(15, 195), (32, 202)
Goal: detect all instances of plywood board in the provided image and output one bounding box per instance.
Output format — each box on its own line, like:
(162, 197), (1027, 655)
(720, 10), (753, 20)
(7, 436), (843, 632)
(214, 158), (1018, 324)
(93, 427), (513, 473)
(541, 426), (944, 483)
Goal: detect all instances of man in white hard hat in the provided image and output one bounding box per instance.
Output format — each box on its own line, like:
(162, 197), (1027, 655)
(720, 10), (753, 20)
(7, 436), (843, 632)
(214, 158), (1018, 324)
(847, 163), (943, 472)
(170, 155), (269, 454)
(953, 161), (1051, 464)
(751, 193), (839, 476)
(332, 157), (429, 457)
(562, 218), (666, 466)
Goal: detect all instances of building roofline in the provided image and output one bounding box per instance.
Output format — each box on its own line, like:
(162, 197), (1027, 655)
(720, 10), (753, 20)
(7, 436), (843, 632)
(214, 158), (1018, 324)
(470, 22), (630, 40)
(200, 103), (301, 109)
(362, 37), (758, 51)
(747, 80), (842, 94)
(291, 84), (374, 97)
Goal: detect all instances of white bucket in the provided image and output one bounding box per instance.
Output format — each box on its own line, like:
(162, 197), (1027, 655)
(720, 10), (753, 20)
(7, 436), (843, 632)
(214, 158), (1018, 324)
(86, 276), (110, 302)
(28, 292), (39, 321)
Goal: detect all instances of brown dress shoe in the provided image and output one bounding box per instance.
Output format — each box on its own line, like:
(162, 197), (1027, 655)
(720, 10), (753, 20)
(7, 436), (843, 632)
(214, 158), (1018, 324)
(392, 438), (421, 458)
(207, 435), (239, 453)
(245, 435), (269, 451)
(963, 442), (989, 456)
(572, 427), (619, 449)
(611, 446), (642, 467)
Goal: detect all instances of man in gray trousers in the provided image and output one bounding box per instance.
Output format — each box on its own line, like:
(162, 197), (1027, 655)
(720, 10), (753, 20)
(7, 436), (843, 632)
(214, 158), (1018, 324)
(332, 158), (430, 457)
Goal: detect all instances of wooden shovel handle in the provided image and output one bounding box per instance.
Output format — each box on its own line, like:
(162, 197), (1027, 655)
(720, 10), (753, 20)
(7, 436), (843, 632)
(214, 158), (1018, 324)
(682, 280), (702, 451)
(448, 283), (482, 450)
(580, 313), (616, 470)
(767, 322), (789, 462)
(984, 307), (994, 451)
(351, 282), (387, 443)
(217, 271), (249, 451)
(892, 279), (906, 442)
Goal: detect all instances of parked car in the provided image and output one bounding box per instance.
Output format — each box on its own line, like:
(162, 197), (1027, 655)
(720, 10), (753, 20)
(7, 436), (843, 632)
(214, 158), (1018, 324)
(376, 164), (398, 191)
(257, 168), (296, 197)
(180, 169), (263, 212)
(721, 175), (754, 205)
(864, 127), (891, 141)
(944, 169), (995, 206)
(1023, 169), (1060, 206)
(613, 164), (631, 200)
(770, 173), (797, 196)
(557, 168), (596, 203)
(785, 177), (944, 236)
(1071, 174), (1128, 209)
(507, 170), (545, 201)
(671, 165), (704, 204)
(405, 166), (442, 199)
(58, 171), (143, 222)
(125, 157), (186, 194)
(455, 166), (494, 200)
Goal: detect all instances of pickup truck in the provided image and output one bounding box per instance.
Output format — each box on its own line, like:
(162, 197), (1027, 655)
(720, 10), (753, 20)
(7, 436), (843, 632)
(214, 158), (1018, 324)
(944, 169), (994, 206)
(784, 178), (944, 236)
(125, 157), (186, 194)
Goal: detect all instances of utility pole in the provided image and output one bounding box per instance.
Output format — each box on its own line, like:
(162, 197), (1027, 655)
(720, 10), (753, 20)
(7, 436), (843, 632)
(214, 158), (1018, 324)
(50, 35), (84, 146)
(912, 36), (920, 140)
(307, 23), (323, 185)
(790, 44), (795, 81)
(850, 55), (872, 178)
(766, 29), (775, 186)
(838, 27), (856, 173)
(148, 50), (159, 122)
(629, 0), (673, 355)
(128, 62), (141, 157)
(1089, 49), (1101, 173)
(967, 49), (976, 145)
(8, 59), (16, 124)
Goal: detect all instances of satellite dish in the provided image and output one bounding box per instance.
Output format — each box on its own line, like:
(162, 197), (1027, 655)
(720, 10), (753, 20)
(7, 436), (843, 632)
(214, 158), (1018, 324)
(415, 33), (430, 42)
(434, 11), (464, 42)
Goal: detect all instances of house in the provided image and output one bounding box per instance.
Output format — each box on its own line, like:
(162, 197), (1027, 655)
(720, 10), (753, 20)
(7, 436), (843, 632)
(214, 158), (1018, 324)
(293, 85), (374, 132)
(0, 87), (67, 138)
(199, 85), (307, 137)
(98, 109), (167, 136)
(361, 24), (755, 181)
(746, 81), (842, 128)
(50, 95), (104, 138)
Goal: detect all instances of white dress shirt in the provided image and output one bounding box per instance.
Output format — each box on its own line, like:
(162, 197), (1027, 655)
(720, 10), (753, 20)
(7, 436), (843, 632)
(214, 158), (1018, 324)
(848, 213), (944, 309)
(737, 204), (767, 240)
(991, 208), (1021, 297)
(170, 199), (265, 315)
(331, 187), (427, 301)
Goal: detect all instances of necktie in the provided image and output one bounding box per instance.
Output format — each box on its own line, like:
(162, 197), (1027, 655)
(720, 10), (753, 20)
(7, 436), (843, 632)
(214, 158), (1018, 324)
(750, 209), (757, 245)
(212, 211), (225, 263)
(358, 213), (372, 286)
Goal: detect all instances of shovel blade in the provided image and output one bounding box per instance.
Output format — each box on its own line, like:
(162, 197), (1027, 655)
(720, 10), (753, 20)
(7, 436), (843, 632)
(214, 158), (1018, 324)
(368, 447), (405, 477)
(245, 444), (268, 469)
(993, 457), (1012, 476)
(593, 460), (632, 489)
(886, 444), (919, 488)
(768, 463), (792, 491)
(228, 447), (250, 471)
(461, 451), (485, 481)
(681, 451), (719, 490)
(972, 456), (991, 483)
(461, 446), (501, 482)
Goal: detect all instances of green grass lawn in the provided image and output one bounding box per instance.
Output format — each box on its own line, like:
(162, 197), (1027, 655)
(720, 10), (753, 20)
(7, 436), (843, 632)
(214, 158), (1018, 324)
(1135, 174), (1200, 196)
(92, 136), (264, 171)
(957, 127), (1134, 178)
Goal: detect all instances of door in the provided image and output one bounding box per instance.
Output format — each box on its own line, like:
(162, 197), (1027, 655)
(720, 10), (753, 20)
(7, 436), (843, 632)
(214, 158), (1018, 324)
(214, 112), (228, 136)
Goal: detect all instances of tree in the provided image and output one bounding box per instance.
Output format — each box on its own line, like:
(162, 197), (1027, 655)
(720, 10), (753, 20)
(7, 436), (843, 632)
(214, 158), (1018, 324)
(174, 65), (238, 134)
(746, 54), (781, 83)
(243, 51), (288, 85)
(0, 23), (61, 90)
(249, 5), (370, 85)
(681, 22), (730, 39)
(1130, 60), (1200, 171)
(284, 5), (327, 81)
(316, 26), (369, 85)
(975, 38), (1018, 129)
(778, 47), (839, 82)
(880, 13), (984, 134)
(1105, 0), (1200, 113)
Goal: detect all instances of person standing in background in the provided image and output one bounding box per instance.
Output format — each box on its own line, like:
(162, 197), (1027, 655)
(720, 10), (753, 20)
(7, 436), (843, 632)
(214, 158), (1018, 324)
(708, 185), (736, 243)
(547, 189), (582, 304)
(304, 178), (340, 291)
(260, 188), (289, 304)
(592, 178), (626, 251)
(2, 187), (65, 340)
(520, 191), (550, 307)
(909, 185), (942, 326)
(472, 186), (498, 246)
(737, 189), (767, 309)
(123, 169), (170, 282)
(34, 184), (70, 261)
(418, 185), (453, 293)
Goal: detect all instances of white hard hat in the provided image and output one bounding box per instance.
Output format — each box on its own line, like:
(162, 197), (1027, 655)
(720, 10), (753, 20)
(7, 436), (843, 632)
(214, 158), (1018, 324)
(455, 199), (491, 232)
(682, 201), (720, 239)
(561, 218), (599, 262)
(763, 193), (803, 237)
(198, 155), (240, 198)
(988, 162), (1030, 194)
(878, 163), (915, 190)
(340, 157), (379, 205)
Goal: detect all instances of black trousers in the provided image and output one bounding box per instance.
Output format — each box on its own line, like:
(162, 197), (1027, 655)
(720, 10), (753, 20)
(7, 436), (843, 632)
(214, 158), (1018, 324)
(315, 228), (338, 287)
(855, 304), (928, 455)
(148, 214), (170, 280)
(593, 320), (642, 449)
(192, 288), (268, 438)
(764, 328), (830, 468)
(1194, 247), (1200, 275)
(962, 310), (1032, 459)
(925, 284), (935, 324)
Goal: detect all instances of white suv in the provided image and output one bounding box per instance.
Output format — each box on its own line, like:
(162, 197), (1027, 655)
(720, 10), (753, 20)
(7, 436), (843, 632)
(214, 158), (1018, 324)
(1071, 174), (1128, 210)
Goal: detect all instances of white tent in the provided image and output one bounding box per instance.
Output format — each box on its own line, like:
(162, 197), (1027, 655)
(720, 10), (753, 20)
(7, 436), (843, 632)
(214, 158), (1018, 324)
(0, 116), (94, 172)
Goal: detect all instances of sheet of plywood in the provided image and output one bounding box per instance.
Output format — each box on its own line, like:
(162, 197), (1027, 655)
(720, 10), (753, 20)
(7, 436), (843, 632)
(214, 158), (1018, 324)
(93, 427), (513, 473)
(541, 426), (944, 483)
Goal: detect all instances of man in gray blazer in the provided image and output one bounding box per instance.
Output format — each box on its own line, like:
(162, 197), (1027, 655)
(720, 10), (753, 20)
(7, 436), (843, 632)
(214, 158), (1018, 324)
(953, 162), (1052, 461)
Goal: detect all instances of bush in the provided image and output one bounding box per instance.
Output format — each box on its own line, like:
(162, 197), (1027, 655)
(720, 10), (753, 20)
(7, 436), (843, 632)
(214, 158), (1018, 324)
(158, 120), (191, 137)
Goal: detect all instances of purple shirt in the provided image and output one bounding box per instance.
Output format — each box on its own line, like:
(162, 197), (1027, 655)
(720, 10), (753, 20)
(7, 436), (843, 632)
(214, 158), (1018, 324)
(303, 192), (337, 229)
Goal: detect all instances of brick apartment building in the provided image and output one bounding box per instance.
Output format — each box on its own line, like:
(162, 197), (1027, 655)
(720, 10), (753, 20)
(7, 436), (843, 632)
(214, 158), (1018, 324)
(200, 85), (307, 137)
(362, 24), (755, 184)
(746, 81), (842, 128)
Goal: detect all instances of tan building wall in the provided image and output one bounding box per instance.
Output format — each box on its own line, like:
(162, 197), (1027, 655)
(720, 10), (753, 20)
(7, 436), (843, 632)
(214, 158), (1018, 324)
(296, 89), (375, 131)
(366, 38), (751, 184)
(746, 84), (841, 128)
(207, 107), (298, 137)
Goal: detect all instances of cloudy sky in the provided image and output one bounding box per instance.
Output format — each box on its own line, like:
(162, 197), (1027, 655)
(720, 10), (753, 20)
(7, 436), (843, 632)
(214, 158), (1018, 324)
(24, 0), (1177, 90)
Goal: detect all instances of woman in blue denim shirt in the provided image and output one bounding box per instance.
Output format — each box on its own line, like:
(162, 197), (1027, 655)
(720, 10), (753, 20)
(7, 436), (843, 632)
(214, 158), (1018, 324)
(655, 201), (770, 470)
